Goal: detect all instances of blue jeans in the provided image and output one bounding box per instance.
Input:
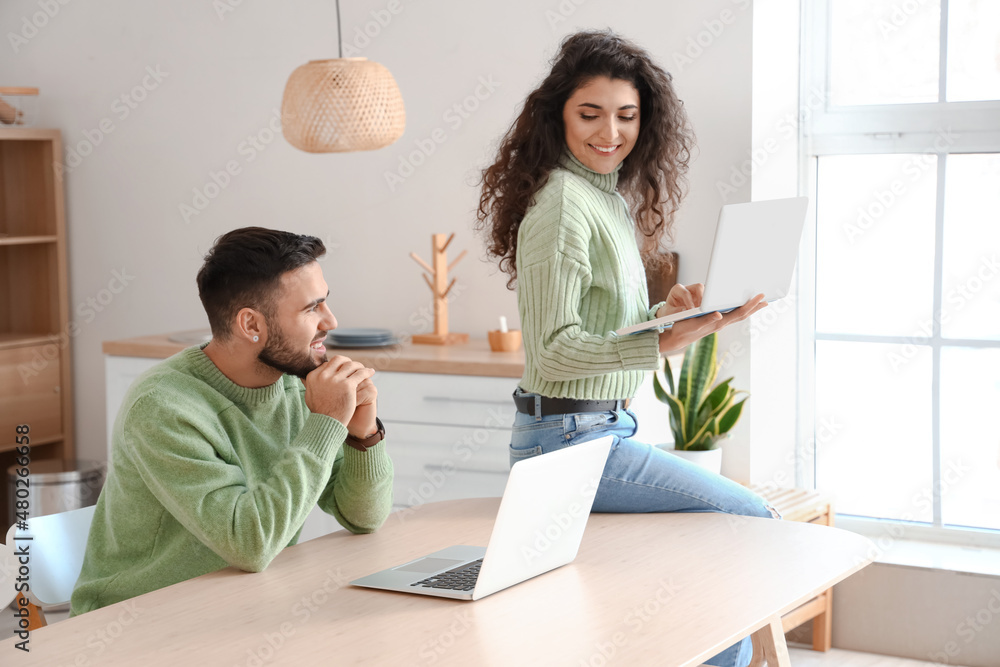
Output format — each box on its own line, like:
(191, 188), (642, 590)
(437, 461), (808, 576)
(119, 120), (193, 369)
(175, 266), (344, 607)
(509, 400), (779, 667)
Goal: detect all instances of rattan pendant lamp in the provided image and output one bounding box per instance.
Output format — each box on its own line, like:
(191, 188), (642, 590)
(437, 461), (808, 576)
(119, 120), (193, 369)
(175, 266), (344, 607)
(281, 0), (405, 153)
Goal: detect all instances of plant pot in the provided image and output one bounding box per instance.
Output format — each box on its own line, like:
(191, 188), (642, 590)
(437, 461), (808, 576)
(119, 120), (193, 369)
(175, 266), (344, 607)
(664, 446), (722, 475)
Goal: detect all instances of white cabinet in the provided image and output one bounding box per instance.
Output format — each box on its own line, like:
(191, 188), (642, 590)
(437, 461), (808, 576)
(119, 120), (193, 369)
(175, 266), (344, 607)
(104, 356), (519, 542)
(104, 355), (162, 455)
(375, 371), (517, 508)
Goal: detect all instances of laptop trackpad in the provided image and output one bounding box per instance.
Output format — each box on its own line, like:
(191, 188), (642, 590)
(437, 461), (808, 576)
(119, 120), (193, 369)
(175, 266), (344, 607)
(395, 557), (464, 573)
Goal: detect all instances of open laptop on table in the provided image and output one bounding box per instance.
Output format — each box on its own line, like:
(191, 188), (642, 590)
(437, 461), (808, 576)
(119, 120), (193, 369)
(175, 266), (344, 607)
(350, 436), (612, 601)
(616, 196), (809, 336)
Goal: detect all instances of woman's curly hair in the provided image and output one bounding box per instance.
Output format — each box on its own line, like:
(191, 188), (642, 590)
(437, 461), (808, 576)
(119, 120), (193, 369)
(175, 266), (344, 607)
(476, 30), (695, 289)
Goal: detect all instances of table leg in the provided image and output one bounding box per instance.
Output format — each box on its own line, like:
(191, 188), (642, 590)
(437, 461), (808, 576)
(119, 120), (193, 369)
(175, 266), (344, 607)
(748, 615), (791, 667)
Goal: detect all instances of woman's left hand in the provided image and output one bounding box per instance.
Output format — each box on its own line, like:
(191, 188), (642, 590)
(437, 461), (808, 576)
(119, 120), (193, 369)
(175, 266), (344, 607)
(656, 283), (704, 317)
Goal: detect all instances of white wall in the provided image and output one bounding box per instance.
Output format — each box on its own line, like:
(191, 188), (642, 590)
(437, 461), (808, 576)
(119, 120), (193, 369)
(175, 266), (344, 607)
(746, 0), (802, 487)
(834, 563), (1000, 667)
(0, 0), (754, 464)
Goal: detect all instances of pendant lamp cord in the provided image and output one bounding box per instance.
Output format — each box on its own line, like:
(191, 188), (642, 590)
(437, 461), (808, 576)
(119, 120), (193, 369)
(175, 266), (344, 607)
(335, 0), (343, 59)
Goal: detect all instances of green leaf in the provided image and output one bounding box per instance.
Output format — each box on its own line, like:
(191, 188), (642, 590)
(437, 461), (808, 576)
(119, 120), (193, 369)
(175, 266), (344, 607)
(705, 354), (720, 397)
(684, 333), (717, 441)
(653, 371), (670, 404)
(662, 356), (676, 396)
(696, 380), (730, 428)
(677, 345), (692, 407)
(696, 399), (714, 429)
(659, 391), (686, 446)
(683, 392), (735, 451)
(717, 395), (749, 434)
(703, 378), (733, 412)
(712, 389), (743, 417)
(688, 426), (718, 451)
(702, 417), (719, 441)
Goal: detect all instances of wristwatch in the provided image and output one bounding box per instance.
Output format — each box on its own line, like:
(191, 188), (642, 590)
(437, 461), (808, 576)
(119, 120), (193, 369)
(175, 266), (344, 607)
(345, 417), (385, 452)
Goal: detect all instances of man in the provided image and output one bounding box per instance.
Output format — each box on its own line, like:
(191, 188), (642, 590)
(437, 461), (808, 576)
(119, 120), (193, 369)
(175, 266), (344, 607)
(71, 227), (393, 615)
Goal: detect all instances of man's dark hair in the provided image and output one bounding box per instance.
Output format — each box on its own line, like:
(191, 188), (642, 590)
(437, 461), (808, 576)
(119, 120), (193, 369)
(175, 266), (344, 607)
(197, 227), (326, 341)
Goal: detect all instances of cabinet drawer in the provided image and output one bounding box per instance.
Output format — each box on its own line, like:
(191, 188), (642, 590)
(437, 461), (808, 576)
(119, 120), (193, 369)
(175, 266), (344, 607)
(385, 423), (512, 507)
(393, 468), (509, 508)
(376, 372), (517, 428)
(386, 423), (511, 474)
(1, 345), (62, 449)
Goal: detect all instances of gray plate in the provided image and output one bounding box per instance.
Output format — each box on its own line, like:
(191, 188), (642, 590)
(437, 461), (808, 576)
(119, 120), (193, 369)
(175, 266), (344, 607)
(328, 327), (394, 339)
(326, 337), (401, 349)
(168, 330), (213, 344)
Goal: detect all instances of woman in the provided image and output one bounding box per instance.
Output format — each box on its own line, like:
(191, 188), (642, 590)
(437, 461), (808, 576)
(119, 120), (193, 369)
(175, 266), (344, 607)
(476, 30), (777, 667)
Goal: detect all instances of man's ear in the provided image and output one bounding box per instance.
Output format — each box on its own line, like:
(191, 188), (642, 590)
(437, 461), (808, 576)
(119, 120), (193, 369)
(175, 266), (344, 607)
(236, 307), (267, 343)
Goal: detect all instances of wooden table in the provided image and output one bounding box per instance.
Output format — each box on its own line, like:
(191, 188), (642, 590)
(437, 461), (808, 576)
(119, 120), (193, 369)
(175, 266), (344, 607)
(1, 498), (874, 666)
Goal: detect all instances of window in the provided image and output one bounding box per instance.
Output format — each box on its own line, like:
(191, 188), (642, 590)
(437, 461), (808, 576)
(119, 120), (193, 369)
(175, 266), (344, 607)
(801, 0), (1000, 542)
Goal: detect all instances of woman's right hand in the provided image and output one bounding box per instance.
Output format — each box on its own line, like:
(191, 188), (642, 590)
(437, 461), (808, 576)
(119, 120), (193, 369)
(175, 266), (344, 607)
(657, 294), (768, 354)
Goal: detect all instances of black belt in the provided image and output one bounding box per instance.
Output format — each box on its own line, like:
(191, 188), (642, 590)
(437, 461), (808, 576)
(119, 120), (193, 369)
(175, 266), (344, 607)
(513, 390), (630, 418)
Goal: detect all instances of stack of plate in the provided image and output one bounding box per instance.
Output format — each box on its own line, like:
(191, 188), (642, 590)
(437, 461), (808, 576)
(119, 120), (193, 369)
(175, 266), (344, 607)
(168, 329), (213, 344)
(326, 328), (399, 348)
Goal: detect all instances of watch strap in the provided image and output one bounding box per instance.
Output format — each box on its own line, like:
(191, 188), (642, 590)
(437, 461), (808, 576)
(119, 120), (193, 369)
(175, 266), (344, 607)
(345, 417), (385, 452)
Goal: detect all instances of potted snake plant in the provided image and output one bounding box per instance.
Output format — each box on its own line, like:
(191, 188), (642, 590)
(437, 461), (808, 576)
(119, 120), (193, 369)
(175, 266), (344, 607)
(652, 332), (748, 474)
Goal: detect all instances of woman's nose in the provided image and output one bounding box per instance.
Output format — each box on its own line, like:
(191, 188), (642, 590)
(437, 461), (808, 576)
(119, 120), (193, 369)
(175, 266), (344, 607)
(597, 117), (620, 142)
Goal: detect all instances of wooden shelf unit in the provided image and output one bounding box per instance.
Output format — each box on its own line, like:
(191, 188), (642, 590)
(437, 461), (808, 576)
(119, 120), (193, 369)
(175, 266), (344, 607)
(0, 127), (74, 524)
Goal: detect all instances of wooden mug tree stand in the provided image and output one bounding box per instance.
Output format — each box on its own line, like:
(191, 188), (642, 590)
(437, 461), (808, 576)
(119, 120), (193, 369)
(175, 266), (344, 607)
(410, 233), (469, 345)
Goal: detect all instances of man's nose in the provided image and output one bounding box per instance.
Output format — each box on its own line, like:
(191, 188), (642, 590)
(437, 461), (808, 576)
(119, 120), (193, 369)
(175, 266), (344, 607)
(320, 304), (337, 330)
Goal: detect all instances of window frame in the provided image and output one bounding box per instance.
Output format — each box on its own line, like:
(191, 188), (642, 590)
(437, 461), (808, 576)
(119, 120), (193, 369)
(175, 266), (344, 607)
(797, 0), (1000, 547)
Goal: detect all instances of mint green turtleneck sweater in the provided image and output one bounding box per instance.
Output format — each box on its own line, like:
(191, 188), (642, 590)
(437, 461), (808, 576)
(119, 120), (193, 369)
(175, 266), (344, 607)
(516, 151), (663, 400)
(70, 345), (393, 616)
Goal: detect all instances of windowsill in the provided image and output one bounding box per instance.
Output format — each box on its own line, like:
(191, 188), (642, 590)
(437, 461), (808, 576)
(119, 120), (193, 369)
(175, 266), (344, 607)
(874, 539), (1000, 577)
(836, 516), (1000, 578)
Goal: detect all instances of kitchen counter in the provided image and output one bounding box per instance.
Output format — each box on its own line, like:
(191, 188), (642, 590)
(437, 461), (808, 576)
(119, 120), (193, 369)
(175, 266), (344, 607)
(102, 331), (525, 378)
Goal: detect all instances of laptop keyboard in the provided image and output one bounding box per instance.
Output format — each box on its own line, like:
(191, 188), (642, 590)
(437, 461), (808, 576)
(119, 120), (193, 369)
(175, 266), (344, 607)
(411, 558), (483, 592)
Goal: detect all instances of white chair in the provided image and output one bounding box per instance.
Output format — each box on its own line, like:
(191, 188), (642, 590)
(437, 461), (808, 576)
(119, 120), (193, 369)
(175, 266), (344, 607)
(3, 505), (96, 629)
(0, 538), (18, 608)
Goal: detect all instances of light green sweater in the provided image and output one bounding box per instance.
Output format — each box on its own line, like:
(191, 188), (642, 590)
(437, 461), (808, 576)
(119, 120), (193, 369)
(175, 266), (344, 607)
(516, 150), (663, 400)
(70, 345), (393, 615)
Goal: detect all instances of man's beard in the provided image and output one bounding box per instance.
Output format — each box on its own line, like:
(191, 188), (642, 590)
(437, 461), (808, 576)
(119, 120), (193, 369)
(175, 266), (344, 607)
(258, 321), (326, 380)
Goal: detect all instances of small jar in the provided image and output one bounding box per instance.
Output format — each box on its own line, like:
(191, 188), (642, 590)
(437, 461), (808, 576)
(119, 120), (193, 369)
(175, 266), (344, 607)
(0, 87), (40, 126)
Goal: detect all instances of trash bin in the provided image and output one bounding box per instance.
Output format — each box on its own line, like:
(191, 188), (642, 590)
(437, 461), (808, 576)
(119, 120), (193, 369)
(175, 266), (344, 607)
(7, 459), (105, 528)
